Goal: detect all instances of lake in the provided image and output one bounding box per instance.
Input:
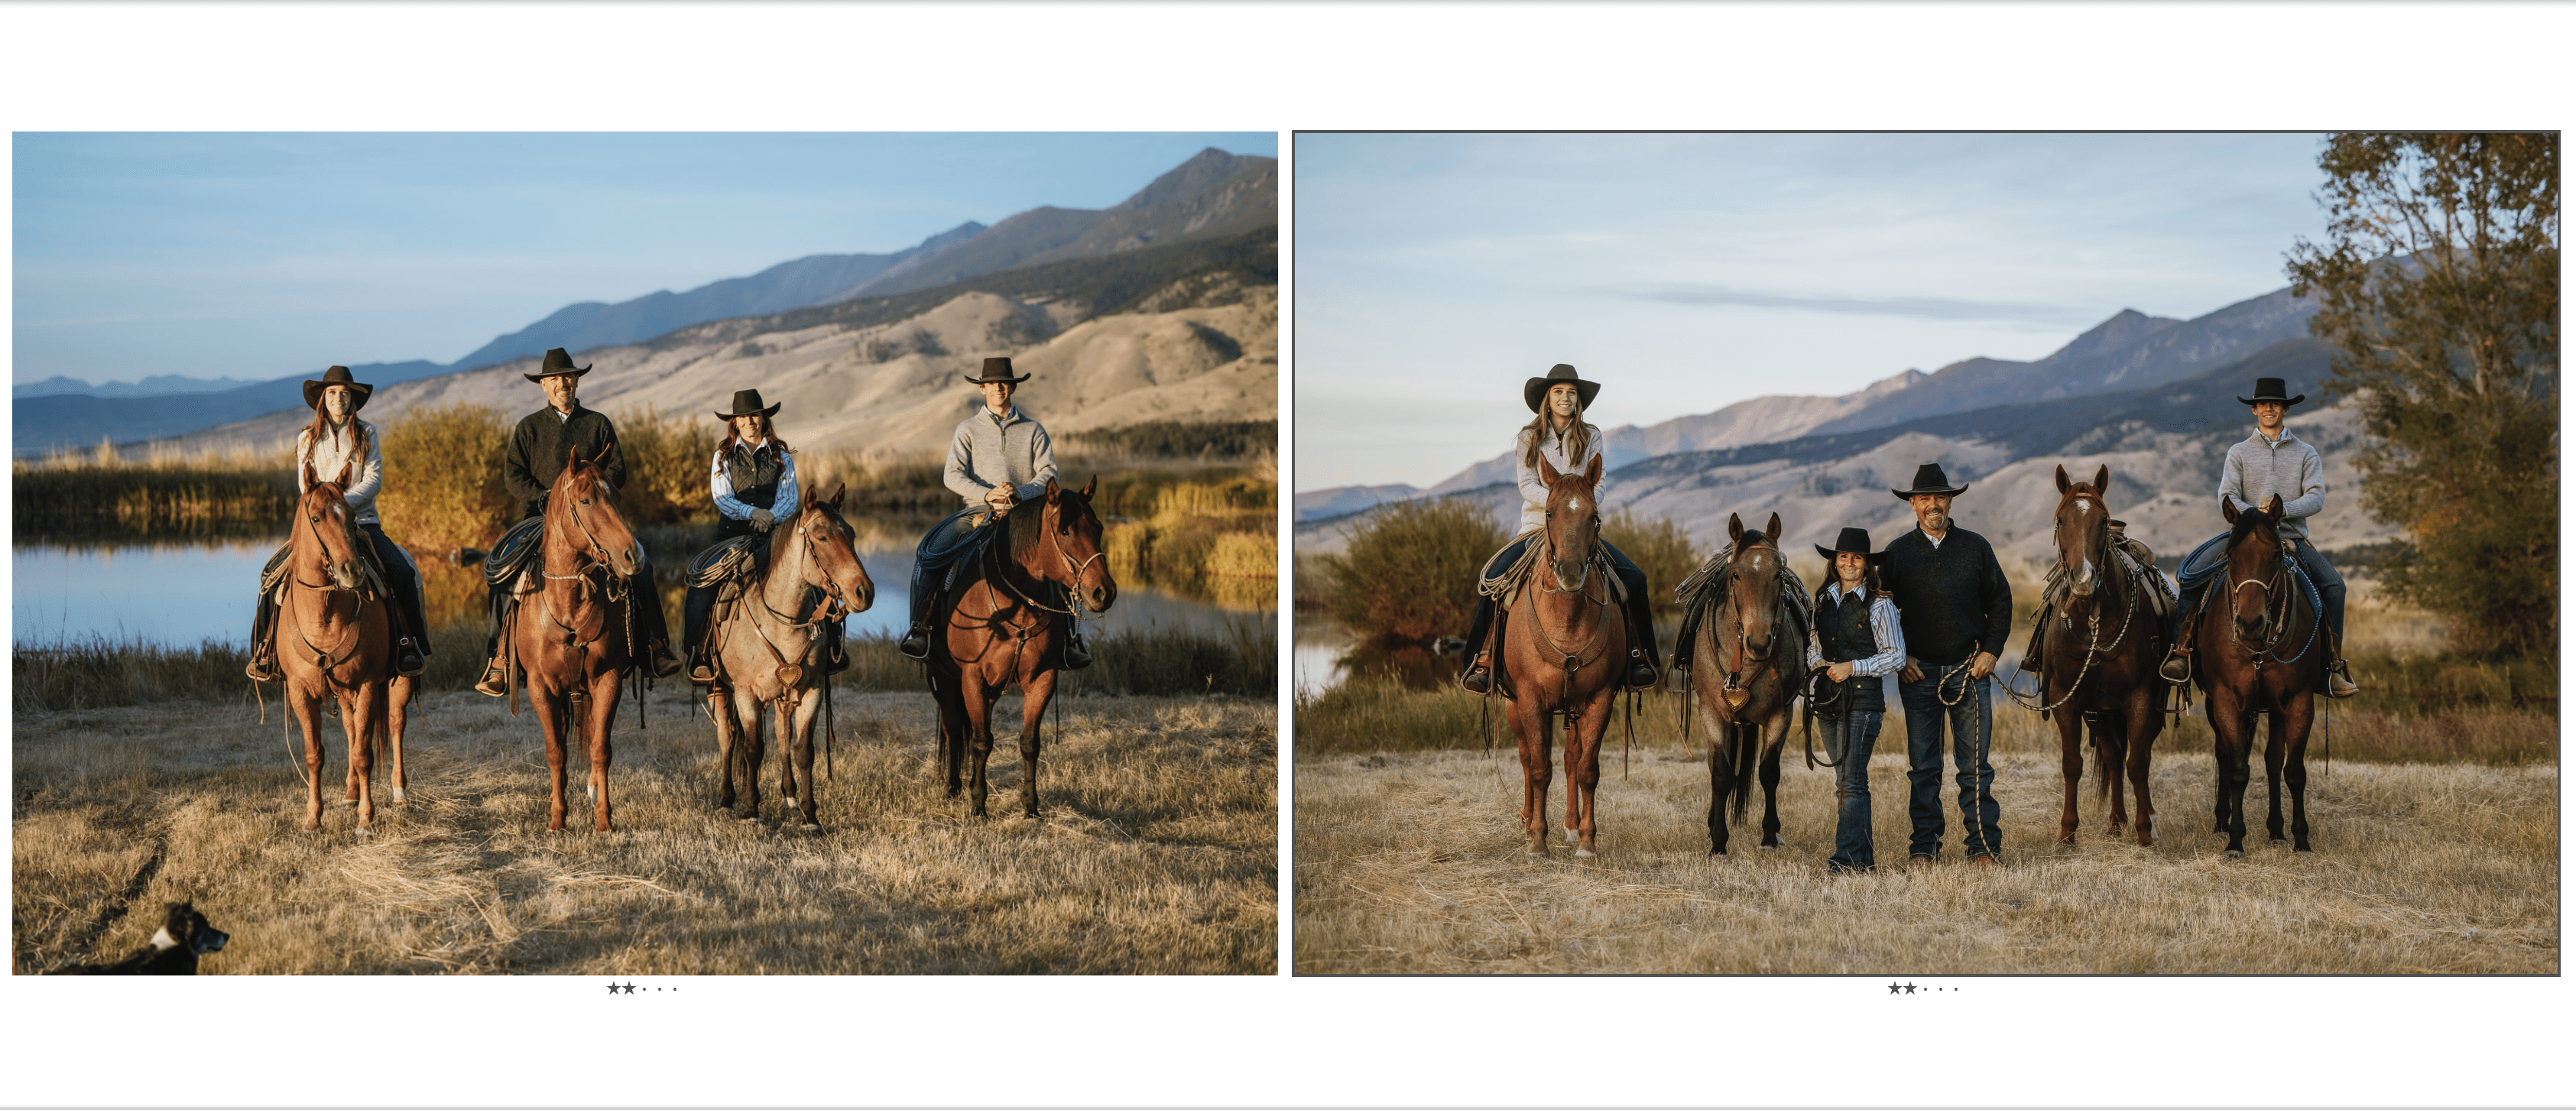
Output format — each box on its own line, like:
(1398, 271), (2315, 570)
(11, 537), (1272, 649)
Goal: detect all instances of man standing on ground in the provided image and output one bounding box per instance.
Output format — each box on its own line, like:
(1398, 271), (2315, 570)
(1881, 462), (2013, 865)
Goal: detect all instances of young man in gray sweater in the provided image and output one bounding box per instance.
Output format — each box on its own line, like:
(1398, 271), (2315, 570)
(2159, 377), (2360, 697)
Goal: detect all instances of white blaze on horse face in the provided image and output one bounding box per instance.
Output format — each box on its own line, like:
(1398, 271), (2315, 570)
(1567, 495), (1583, 514)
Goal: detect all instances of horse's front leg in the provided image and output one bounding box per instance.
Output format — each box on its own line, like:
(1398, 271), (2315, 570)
(784, 690), (822, 829)
(1757, 706), (1788, 849)
(2127, 688), (2162, 847)
(530, 680), (571, 832)
(2102, 709), (2131, 836)
(1016, 668), (1059, 820)
(1508, 690), (1551, 856)
(2054, 703), (2085, 844)
(2261, 706), (2287, 845)
(1703, 709), (1735, 857)
(2206, 690), (2253, 856)
(733, 687), (767, 823)
(346, 681), (381, 830)
(1562, 690), (1611, 858)
(293, 684), (328, 832)
(710, 688), (739, 813)
(385, 674), (412, 806)
(962, 670), (998, 819)
(586, 669), (619, 832)
(2282, 694), (2315, 852)
(934, 670), (968, 799)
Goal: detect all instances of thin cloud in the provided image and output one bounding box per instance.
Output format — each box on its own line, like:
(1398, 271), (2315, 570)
(1595, 282), (2091, 327)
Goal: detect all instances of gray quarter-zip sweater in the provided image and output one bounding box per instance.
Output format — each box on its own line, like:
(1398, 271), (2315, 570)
(2221, 427), (2325, 542)
(943, 405), (1059, 508)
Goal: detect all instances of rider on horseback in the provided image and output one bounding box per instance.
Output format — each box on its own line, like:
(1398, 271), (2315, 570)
(897, 356), (1090, 670)
(472, 348), (683, 696)
(245, 365), (430, 681)
(2156, 376), (2360, 698)
(683, 388), (835, 683)
(1458, 364), (1659, 694)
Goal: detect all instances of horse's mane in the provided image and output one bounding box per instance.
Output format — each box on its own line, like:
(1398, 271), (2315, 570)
(1009, 488), (1089, 562)
(2229, 499), (2279, 547)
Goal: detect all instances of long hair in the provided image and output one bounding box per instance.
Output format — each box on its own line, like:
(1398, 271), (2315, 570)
(1518, 401), (1595, 471)
(721, 414), (790, 455)
(298, 406), (368, 485)
(1813, 559), (1883, 608)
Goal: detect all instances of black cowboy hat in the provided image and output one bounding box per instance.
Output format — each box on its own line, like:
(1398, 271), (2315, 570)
(1523, 363), (1601, 414)
(301, 365), (373, 412)
(1890, 462), (1969, 500)
(1814, 526), (1893, 565)
(962, 356), (1030, 385)
(713, 388), (781, 420)
(2236, 376), (2306, 407)
(524, 347), (591, 382)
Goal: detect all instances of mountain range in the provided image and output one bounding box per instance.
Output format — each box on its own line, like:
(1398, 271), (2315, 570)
(15, 148), (1277, 456)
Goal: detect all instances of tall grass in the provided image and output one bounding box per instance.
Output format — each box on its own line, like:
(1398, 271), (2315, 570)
(1098, 469), (1277, 607)
(14, 443), (294, 540)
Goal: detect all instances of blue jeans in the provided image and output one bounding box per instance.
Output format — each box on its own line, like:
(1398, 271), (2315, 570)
(1826, 710), (1884, 872)
(1900, 667), (2001, 859)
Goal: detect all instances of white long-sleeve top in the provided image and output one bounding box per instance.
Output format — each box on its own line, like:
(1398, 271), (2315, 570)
(297, 418), (384, 525)
(1805, 582), (1908, 677)
(709, 439), (799, 521)
(1513, 421), (1610, 533)
(2220, 427), (2327, 542)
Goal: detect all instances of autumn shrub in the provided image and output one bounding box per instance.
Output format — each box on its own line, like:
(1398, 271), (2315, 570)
(1319, 498), (1503, 649)
(1601, 509), (1698, 614)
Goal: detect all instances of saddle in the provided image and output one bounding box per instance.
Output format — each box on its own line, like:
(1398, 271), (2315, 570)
(1672, 541), (1812, 681)
(1474, 529), (1633, 701)
(259, 537), (395, 605)
(916, 507), (1002, 598)
(2032, 524), (2173, 647)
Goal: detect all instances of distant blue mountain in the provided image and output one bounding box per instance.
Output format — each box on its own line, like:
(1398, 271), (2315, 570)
(13, 374), (265, 400)
(14, 360), (449, 456)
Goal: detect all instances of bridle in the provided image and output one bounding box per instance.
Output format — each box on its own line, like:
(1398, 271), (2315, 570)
(1716, 541), (1783, 709)
(543, 471), (634, 602)
(988, 496), (1108, 618)
(2010, 496), (2139, 714)
(284, 489), (373, 683)
(2222, 522), (2318, 667)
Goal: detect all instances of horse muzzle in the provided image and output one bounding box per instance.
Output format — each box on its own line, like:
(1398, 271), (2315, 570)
(1549, 559), (1588, 592)
(328, 560), (363, 591)
(1083, 579), (1118, 613)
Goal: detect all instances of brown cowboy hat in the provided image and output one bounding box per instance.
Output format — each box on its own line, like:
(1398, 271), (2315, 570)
(713, 388), (781, 420)
(524, 347), (591, 382)
(1523, 363), (1601, 414)
(2235, 376), (2306, 407)
(1815, 526), (1894, 565)
(301, 365), (373, 412)
(1890, 462), (1970, 500)
(962, 356), (1030, 385)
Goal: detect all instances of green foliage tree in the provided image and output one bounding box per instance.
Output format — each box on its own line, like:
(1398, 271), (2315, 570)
(2284, 132), (2558, 659)
(1601, 509), (1696, 615)
(1320, 498), (1503, 648)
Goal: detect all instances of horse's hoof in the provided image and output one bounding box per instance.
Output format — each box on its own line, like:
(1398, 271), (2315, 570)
(355, 826), (373, 837)
(2294, 846), (2313, 854)
(1759, 844), (1780, 852)
(800, 823), (821, 833)
(737, 813), (761, 823)
(1573, 848), (1595, 858)
(1565, 829), (1578, 845)
(2225, 849), (2245, 859)
(2056, 833), (2077, 845)
(388, 789), (407, 806)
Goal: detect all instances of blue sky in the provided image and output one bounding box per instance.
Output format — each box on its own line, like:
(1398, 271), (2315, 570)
(13, 131), (1275, 385)
(1295, 132), (2334, 492)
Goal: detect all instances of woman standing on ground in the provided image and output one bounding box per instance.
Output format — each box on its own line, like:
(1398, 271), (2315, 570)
(1806, 527), (1905, 874)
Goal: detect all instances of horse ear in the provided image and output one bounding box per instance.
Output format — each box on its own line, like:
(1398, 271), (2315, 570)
(335, 455), (353, 488)
(1765, 512), (1782, 541)
(1539, 454), (1562, 485)
(1728, 513), (1744, 544)
(596, 441), (619, 468)
(301, 455), (318, 492)
(826, 482), (846, 509)
(1081, 474), (1097, 498)
(2093, 464), (2110, 495)
(2263, 494), (2282, 518)
(1044, 477), (1062, 502)
(2221, 496), (2240, 524)
(2055, 464), (2070, 494)
(1583, 453), (1603, 485)
(567, 445), (583, 473)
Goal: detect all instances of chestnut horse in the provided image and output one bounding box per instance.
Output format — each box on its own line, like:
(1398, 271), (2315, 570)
(1497, 454), (1624, 857)
(2192, 493), (2328, 856)
(928, 477), (1117, 820)
(1687, 512), (1796, 855)
(504, 445), (644, 832)
(2036, 465), (2166, 846)
(705, 485), (876, 828)
(274, 457), (414, 831)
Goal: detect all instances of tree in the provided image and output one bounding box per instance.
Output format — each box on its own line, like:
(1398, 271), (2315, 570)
(2284, 133), (2558, 658)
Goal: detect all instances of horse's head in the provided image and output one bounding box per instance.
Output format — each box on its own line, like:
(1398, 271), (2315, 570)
(1724, 511), (1786, 660)
(1537, 453), (1604, 592)
(2221, 492), (2287, 644)
(550, 443), (639, 578)
(792, 482), (876, 617)
(1038, 475), (1116, 614)
(2053, 463), (2114, 599)
(297, 454), (367, 591)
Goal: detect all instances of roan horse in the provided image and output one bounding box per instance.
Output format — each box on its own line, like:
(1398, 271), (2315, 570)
(1687, 512), (1797, 855)
(1497, 454), (1624, 857)
(503, 445), (646, 832)
(927, 477), (1117, 820)
(2192, 493), (2328, 856)
(274, 457), (415, 832)
(2036, 464), (2166, 847)
(704, 485), (876, 829)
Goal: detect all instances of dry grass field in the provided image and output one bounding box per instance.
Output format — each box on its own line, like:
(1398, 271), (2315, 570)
(15, 687), (1275, 975)
(1293, 707), (2557, 975)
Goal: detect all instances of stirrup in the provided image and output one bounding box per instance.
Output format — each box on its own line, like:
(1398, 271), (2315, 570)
(1459, 657), (1492, 695)
(2324, 659), (2360, 699)
(474, 654), (509, 697)
(1663, 663), (1691, 694)
(1063, 631), (1093, 671)
(245, 649), (282, 683)
(1625, 649), (1659, 690)
(897, 625), (933, 660)
(394, 638), (427, 678)
(2157, 648), (2192, 685)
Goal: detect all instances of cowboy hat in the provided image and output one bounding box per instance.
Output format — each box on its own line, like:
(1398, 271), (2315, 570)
(1523, 363), (1601, 414)
(301, 365), (373, 412)
(524, 347), (591, 382)
(713, 388), (782, 420)
(2236, 376), (2306, 407)
(1890, 462), (1970, 500)
(962, 356), (1030, 385)
(1814, 526), (1893, 564)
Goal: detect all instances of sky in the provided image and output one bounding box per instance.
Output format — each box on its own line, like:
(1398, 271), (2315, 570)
(1294, 132), (2337, 492)
(11, 131), (1276, 386)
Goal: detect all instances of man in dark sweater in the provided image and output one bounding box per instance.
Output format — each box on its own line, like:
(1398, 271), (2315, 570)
(1880, 463), (2013, 865)
(473, 348), (681, 695)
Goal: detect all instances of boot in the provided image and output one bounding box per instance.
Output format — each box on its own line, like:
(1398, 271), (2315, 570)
(647, 641), (683, 680)
(2325, 658), (2360, 699)
(898, 589), (946, 660)
(244, 592), (283, 681)
(688, 639), (718, 683)
(1625, 648), (1659, 690)
(474, 651), (510, 697)
(2157, 642), (2192, 685)
(394, 636), (427, 678)
(1062, 618), (1093, 671)
(1459, 653), (1494, 694)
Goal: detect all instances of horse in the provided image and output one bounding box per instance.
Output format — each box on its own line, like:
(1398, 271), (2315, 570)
(274, 456), (414, 832)
(703, 485), (877, 829)
(2192, 493), (2328, 856)
(2035, 464), (2166, 847)
(1490, 454), (1624, 857)
(1686, 512), (1799, 855)
(504, 444), (646, 833)
(926, 476), (1117, 820)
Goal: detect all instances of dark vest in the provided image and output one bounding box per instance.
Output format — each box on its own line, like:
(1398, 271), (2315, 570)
(715, 443), (786, 540)
(1815, 587), (1887, 714)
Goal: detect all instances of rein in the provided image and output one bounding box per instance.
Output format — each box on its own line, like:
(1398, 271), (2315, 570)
(2008, 529), (2140, 716)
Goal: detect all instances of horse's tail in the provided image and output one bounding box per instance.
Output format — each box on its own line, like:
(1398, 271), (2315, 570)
(1729, 720), (1757, 822)
(2091, 712), (2120, 803)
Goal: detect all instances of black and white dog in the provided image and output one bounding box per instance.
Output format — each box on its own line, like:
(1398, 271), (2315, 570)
(56, 903), (229, 975)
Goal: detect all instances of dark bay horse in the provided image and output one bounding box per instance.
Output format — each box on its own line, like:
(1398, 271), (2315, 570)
(2036, 465), (2166, 846)
(2193, 493), (2327, 856)
(1499, 454), (1624, 857)
(705, 485), (875, 829)
(505, 445), (644, 832)
(928, 477), (1116, 820)
(1688, 512), (1796, 855)
(275, 457), (414, 832)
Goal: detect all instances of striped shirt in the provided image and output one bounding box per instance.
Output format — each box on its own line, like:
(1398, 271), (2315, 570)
(1805, 582), (1907, 677)
(709, 439), (799, 521)
(2220, 427), (2326, 542)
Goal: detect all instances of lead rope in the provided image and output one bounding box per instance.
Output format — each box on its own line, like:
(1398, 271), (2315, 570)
(1936, 660), (1990, 860)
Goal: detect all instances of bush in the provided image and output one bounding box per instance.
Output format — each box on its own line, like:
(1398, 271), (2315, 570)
(1319, 498), (1503, 648)
(378, 401), (514, 557)
(614, 406), (722, 526)
(1602, 509), (1698, 614)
